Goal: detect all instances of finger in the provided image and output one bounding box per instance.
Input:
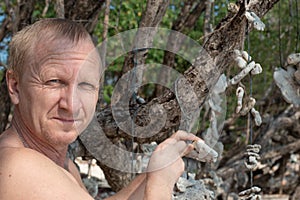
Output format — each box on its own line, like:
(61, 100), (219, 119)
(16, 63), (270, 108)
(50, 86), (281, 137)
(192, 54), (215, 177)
(174, 140), (188, 155)
(173, 141), (198, 157)
(154, 138), (177, 151)
(185, 141), (219, 162)
(171, 130), (200, 142)
(148, 140), (186, 172)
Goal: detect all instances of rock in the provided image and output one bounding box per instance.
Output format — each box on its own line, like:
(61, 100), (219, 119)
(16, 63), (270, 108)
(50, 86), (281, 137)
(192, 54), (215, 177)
(173, 178), (215, 200)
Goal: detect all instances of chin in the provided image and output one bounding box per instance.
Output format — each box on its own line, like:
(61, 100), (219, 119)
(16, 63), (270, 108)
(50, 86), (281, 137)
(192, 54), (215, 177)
(51, 129), (80, 146)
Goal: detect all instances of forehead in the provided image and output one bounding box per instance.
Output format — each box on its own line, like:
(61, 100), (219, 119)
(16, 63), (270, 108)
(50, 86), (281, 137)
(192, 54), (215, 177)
(34, 38), (102, 74)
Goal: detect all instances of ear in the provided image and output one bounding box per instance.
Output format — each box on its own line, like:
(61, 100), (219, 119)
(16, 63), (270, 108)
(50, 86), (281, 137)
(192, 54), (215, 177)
(6, 69), (20, 105)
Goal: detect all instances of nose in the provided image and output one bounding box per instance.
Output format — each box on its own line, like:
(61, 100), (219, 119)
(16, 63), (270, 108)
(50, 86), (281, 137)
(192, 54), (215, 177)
(59, 85), (81, 116)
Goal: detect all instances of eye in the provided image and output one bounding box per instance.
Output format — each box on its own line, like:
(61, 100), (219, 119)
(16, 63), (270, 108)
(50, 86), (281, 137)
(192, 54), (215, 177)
(45, 79), (65, 86)
(78, 82), (97, 91)
(48, 79), (60, 83)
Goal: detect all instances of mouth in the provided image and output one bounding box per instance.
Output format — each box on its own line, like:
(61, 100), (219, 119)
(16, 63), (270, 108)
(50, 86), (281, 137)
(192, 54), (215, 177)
(53, 117), (79, 123)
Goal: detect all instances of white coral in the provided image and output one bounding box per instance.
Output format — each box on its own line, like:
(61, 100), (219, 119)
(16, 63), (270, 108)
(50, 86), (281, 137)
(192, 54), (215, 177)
(231, 50), (263, 85)
(251, 108), (262, 126)
(229, 61), (256, 85)
(245, 11), (265, 31)
(251, 63), (263, 75)
(236, 87), (244, 113)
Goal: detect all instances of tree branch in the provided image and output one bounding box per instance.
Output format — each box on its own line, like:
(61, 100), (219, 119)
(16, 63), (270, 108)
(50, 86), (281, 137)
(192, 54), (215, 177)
(64, 0), (105, 34)
(121, 0), (170, 74)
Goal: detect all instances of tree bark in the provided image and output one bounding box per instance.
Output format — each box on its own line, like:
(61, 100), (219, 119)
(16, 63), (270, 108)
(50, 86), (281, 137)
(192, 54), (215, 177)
(203, 0), (213, 37)
(55, 0), (65, 18)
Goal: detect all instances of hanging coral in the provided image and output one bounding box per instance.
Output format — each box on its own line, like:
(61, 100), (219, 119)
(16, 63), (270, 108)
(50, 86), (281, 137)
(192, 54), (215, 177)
(244, 144), (261, 170)
(231, 50), (263, 127)
(236, 86), (245, 113)
(187, 140), (218, 163)
(250, 108), (262, 126)
(229, 50), (262, 86)
(240, 97), (256, 116)
(245, 11), (265, 31)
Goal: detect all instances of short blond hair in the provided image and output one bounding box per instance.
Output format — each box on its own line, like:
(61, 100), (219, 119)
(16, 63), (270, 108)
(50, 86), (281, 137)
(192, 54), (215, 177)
(8, 18), (93, 79)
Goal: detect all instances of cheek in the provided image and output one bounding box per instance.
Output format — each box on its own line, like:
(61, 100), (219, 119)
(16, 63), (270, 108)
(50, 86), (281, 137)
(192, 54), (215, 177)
(89, 96), (98, 112)
(81, 92), (98, 114)
(19, 87), (60, 116)
(81, 90), (98, 104)
(18, 88), (38, 116)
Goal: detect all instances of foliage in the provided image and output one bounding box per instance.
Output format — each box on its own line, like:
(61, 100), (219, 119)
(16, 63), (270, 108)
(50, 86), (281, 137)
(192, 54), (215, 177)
(0, 68), (3, 82)
(32, 1), (57, 19)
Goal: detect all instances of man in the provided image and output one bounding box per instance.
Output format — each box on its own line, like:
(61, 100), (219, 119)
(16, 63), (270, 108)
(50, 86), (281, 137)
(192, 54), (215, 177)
(0, 18), (201, 199)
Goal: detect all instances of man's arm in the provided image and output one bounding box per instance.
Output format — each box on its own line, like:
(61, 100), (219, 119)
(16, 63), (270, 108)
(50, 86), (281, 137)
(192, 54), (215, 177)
(143, 131), (197, 200)
(105, 174), (147, 200)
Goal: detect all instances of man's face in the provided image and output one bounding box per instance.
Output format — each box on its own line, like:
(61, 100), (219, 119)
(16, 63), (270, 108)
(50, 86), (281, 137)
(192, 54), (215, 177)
(16, 39), (101, 147)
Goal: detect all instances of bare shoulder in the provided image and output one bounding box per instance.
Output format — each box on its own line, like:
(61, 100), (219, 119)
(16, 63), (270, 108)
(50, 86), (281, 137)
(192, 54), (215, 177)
(0, 147), (55, 171)
(0, 147), (93, 200)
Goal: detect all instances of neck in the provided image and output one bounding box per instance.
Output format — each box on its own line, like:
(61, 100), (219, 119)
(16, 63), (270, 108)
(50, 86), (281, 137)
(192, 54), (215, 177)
(11, 108), (69, 171)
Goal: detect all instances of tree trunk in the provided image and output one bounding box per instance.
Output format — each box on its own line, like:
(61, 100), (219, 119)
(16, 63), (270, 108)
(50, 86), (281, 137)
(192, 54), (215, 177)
(80, 0), (282, 192)
(203, 0), (213, 37)
(55, 0), (65, 18)
(84, 0), (280, 142)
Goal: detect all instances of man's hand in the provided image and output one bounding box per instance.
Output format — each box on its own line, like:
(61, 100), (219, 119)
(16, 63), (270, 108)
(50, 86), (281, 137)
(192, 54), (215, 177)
(144, 130), (200, 199)
(108, 131), (215, 200)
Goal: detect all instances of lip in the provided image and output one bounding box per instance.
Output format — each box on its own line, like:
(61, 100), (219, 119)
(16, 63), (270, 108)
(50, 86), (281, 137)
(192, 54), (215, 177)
(53, 117), (79, 123)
